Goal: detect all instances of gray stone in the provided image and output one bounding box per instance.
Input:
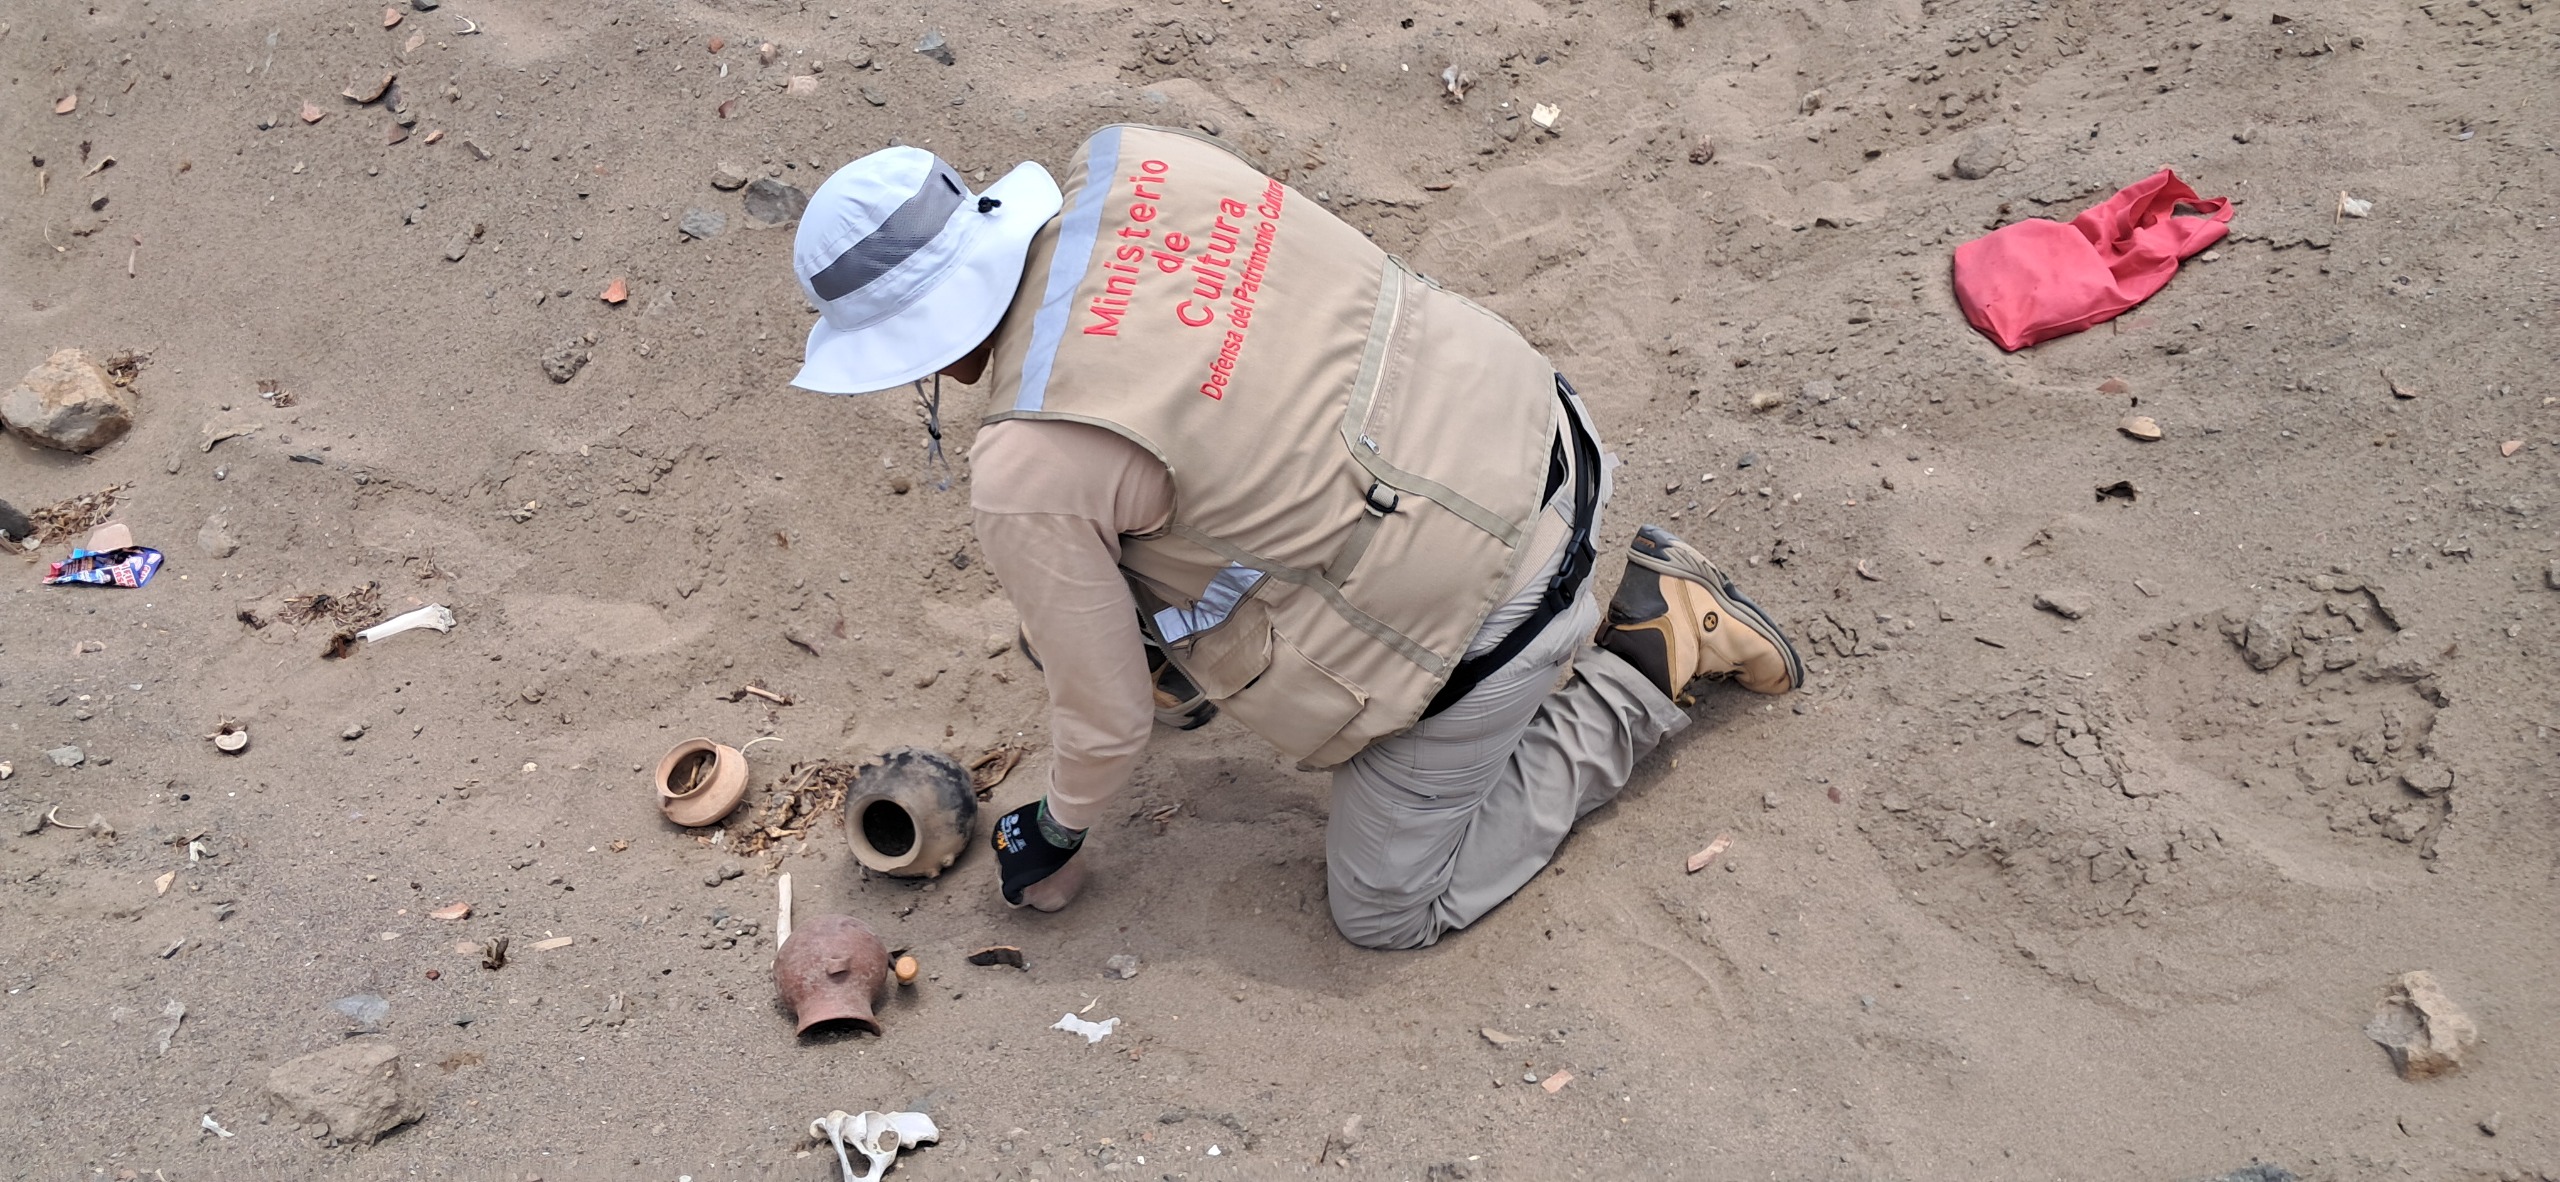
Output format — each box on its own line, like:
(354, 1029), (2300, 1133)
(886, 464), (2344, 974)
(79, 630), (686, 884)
(1801, 379), (1837, 404)
(1951, 125), (2013, 180)
(331, 993), (390, 1027)
(4, 350), (135, 454)
(2362, 631), (2437, 682)
(45, 746), (85, 768)
(2365, 970), (2478, 1080)
(913, 28), (954, 66)
(266, 1042), (424, 1145)
(2195, 1167), (2297, 1182)
(1103, 953), (1142, 980)
(0, 497), (29, 541)
(2033, 588), (2093, 620)
(742, 177), (810, 226)
(2237, 606), (2294, 670)
(442, 228), (474, 262)
(861, 86), (887, 107)
(196, 515), (239, 559)
(678, 208), (726, 240)
(409, 0), (439, 9)
(2399, 763), (2454, 796)
(2546, 559), (2559, 591)
(2014, 723), (2049, 747)
(709, 163), (749, 191)
(541, 340), (591, 384)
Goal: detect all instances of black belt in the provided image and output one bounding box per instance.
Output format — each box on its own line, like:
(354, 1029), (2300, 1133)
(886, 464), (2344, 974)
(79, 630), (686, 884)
(1422, 374), (1603, 719)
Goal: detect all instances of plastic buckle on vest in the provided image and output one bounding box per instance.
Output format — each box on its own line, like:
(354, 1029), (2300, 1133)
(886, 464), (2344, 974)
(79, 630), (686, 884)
(1363, 483), (1400, 516)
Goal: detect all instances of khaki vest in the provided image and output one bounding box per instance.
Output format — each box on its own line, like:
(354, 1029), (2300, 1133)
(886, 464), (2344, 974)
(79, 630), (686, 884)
(983, 125), (1558, 767)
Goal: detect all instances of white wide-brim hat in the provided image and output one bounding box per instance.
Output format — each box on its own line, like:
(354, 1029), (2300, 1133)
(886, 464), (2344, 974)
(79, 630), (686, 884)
(790, 147), (1062, 395)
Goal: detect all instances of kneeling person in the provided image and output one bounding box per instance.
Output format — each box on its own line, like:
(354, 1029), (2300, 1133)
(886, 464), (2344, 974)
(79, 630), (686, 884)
(786, 125), (1802, 949)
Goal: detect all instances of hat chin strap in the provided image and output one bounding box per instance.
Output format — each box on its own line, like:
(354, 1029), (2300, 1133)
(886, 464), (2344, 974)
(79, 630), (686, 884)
(910, 373), (952, 492)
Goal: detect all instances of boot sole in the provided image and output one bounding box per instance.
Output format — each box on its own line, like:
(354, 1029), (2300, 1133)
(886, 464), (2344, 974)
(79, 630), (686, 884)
(1624, 546), (1806, 692)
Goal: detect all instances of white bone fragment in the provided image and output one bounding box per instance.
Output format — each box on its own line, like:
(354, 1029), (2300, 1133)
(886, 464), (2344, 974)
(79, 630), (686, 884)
(810, 1109), (940, 1182)
(358, 604), (456, 643)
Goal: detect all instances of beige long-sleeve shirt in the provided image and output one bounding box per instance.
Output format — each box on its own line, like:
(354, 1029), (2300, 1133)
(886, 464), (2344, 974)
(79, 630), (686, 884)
(969, 419), (1172, 832)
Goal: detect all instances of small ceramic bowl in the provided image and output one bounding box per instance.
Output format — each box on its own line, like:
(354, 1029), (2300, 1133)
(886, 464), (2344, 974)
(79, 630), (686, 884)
(655, 738), (747, 827)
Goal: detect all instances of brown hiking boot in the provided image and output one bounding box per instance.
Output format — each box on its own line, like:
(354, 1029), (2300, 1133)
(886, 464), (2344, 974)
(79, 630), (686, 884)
(1596, 524), (1804, 702)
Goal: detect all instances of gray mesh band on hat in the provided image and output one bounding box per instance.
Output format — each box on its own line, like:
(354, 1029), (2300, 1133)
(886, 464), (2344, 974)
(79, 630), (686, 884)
(808, 160), (969, 301)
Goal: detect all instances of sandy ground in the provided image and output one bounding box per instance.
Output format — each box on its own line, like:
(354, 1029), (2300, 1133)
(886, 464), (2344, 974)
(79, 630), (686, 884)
(2, 0), (2556, 1178)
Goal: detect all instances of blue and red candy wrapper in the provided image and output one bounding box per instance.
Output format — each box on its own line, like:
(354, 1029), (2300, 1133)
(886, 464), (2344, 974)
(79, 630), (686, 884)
(45, 545), (165, 588)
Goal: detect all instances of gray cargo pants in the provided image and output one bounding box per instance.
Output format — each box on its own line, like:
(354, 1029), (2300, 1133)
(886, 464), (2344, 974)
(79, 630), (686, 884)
(1324, 443), (1690, 950)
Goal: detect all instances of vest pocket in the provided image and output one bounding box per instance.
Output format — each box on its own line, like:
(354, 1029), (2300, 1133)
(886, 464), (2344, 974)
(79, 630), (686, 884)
(1221, 634), (1371, 765)
(1166, 595), (1274, 701)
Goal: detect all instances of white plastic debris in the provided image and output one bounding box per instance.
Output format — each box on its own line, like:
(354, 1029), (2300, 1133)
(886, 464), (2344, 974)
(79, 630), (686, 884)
(2339, 194), (2374, 218)
(810, 1109), (940, 1182)
(1052, 1013), (1120, 1044)
(1529, 102), (1560, 130)
(201, 1113), (234, 1138)
(357, 603), (455, 643)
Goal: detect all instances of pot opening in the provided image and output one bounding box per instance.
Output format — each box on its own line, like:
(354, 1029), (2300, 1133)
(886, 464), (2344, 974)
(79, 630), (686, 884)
(859, 799), (917, 859)
(799, 1014), (883, 1038)
(668, 748), (717, 797)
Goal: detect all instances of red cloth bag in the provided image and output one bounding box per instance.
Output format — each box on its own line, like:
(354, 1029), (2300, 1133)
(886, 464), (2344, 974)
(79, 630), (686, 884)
(1952, 168), (2232, 351)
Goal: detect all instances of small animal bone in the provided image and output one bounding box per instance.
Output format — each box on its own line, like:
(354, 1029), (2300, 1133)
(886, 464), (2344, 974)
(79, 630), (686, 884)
(811, 1109), (940, 1182)
(358, 604), (455, 643)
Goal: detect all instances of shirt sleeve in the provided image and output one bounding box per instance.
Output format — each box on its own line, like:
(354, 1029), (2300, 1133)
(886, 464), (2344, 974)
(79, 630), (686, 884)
(969, 420), (1174, 833)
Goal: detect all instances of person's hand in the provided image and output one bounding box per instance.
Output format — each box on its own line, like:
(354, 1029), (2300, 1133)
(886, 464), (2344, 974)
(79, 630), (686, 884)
(992, 799), (1086, 909)
(1015, 857), (1088, 912)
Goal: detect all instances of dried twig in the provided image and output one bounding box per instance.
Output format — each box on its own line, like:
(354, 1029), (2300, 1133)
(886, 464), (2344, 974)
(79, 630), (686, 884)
(24, 485), (124, 545)
(279, 583), (383, 626)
